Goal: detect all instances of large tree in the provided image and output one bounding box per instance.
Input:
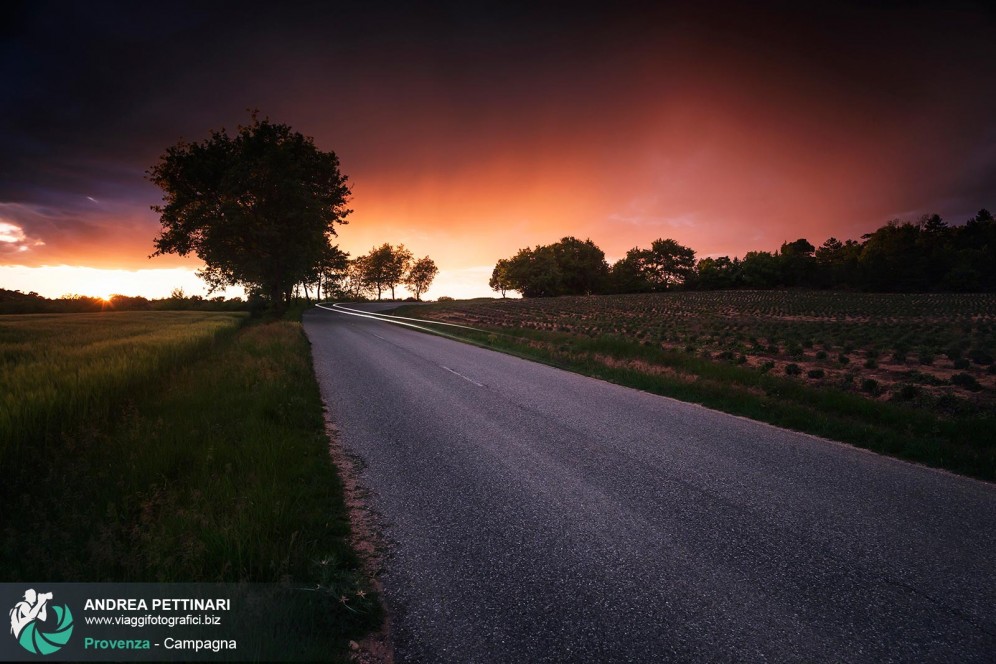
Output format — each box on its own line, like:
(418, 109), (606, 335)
(496, 237), (607, 297)
(551, 236), (609, 295)
(357, 243), (412, 300)
(311, 243), (350, 301)
(345, 256), (373, 300)
(608, 249), (653, 294)
(386, 244), (413, 299)
(404, 256), (438, 301)
(778, 238), (816, 287)
(149, 114), (351, 307)
(505, 246), (562, 297)
(356, 245), (393, 300)
(639, 238), (696, 290)
(489, 258), (513, 298)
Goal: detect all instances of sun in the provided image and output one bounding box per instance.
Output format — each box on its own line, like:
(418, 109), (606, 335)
(100, 294), (113, 302)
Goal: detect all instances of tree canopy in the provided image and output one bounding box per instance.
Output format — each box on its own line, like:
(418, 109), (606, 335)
(492, 209), (996, 297)
(353, 243), (413, 300)
(489, 259), (513, 298)
(405, 256), (439, 301)
(149, 114), (351, 306)
(496, 237), (608, 297)
(607, 239), (696, 293)
(339, 244), (439, 301)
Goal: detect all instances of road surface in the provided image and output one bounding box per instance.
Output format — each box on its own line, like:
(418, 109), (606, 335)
(303, 303), (996, 663)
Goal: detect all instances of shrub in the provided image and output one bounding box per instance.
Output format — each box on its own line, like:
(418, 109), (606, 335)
(936, 393), (971, 416)
(807, 369), (825, 379)
(759, 361), (775, 374)
(918, 351), (935, 365)
(953, 358), (970, 370)
(861, 378), (880, 395)
(864, 358), (878, 369)
(891, 350), (907, 363)
(893, 384), (919, 401)
(903, 370), (945, 386)
(968, 349), (994, 366)
(785, 363), (802, 376)
(838, 354), (849, 365)
(950, 373), (982, 391)
(815, 350), (828, 360)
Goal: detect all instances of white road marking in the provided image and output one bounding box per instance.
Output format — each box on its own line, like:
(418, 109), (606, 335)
(441, 366), (484, 387)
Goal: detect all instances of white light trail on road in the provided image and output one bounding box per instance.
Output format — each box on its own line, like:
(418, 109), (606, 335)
(325, 303), (483, 332)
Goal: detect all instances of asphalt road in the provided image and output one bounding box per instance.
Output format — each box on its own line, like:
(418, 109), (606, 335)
(303, 303), (996, 663)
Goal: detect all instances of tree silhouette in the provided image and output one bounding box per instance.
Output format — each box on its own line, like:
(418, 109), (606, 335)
(551, 237), (609, 295)
(489, 259), (513, 298)
(629, 239), (696, 291)
(608, 249), (653, 294)
(386, 244), (413, 299)
(356, 244), (394, 300)
(149, 114), (350, 308)
(506, 246), (562, 297)
(405, 256), (438, 301)
(493, 207), (996, 296)
(778, 238), (815, 287)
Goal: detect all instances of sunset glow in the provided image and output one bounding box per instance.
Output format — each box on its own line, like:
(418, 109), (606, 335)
(2, 3), (994, 299)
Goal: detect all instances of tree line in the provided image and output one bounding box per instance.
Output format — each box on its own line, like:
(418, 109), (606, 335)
(490, 209), (996, 297)
(0, 240), (440, 316)
(307, 242), (438, 302)
(0, 288), (247, 315)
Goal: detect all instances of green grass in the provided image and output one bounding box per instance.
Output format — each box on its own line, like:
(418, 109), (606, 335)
(0, 314), (381, 659)
(0, 311), (245, 466)
(397, 292), (996, 481)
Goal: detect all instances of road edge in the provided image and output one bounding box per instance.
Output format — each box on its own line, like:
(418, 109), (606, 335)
(323, 406), (396, 664)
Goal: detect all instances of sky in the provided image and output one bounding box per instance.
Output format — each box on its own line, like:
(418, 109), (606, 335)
(2, 0), (995, 299)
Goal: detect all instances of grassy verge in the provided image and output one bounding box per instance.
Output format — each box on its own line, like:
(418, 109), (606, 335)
(1, 316), (381, 659)
(395, 304), (995, 481)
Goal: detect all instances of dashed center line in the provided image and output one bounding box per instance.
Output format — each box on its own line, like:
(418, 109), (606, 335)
(441, 366), (484, 387)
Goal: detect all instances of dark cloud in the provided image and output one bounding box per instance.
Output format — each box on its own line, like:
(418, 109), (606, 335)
(1, 0), (995, 269)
